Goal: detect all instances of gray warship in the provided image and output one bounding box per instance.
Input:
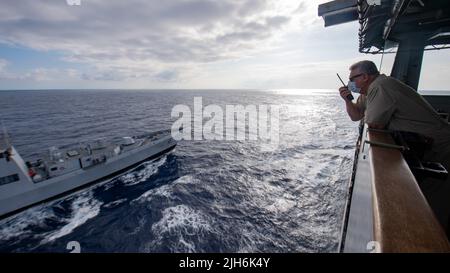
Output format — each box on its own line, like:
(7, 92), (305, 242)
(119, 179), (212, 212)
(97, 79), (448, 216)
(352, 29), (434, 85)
(0, 129), (177, 219)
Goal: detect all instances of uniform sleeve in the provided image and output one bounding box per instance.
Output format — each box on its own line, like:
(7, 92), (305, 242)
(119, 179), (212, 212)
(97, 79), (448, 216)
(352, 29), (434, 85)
(355, 95), (367, 114)
(364, 85), (396, 127)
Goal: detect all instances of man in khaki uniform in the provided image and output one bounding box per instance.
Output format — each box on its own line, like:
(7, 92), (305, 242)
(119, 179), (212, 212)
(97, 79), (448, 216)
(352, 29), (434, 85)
(339, 60), (450, 234)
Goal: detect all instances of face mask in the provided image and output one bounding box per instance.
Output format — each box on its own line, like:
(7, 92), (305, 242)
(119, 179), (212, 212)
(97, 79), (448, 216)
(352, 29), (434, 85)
(347, 81), (361, 93)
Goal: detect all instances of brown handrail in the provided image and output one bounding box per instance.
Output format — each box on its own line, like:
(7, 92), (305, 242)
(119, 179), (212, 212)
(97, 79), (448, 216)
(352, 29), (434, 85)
(368, 130), (450, 252)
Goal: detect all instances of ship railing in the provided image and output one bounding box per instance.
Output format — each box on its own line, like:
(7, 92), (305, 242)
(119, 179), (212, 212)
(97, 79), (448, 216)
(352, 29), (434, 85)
(367, 128), (450, 252)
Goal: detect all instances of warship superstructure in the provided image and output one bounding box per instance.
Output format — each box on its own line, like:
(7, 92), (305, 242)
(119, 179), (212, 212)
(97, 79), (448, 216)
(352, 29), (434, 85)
(0, 129), (176, 219)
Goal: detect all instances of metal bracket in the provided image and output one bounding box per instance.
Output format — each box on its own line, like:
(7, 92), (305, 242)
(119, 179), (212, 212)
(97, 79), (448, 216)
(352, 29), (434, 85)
(364, 140), (409, 152)
(367, 128), (394, 134)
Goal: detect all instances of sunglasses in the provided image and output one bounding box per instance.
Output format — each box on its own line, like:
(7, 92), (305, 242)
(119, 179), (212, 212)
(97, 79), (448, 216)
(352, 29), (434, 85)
(349, 73), (364, 81)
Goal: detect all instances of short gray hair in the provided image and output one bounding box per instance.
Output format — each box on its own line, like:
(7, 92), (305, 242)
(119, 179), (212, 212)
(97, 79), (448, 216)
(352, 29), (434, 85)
(349, 60), (380, 76)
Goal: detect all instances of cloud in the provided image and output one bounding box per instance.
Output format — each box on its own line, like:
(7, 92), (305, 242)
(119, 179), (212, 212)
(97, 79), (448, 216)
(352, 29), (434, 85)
(0, 59), (8, 71)
(154, 70), (179, 82)
(0, 0), (303, 83)
(0, 59), (80, 81)
(0, 59), (16, 80)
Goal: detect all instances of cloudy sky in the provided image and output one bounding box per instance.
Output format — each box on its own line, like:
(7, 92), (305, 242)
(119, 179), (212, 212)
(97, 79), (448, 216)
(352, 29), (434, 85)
(0, 0), (449, 90)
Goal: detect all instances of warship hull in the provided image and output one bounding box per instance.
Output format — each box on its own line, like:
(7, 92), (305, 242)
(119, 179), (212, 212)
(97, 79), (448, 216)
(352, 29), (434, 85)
(0, 135), (176, 219)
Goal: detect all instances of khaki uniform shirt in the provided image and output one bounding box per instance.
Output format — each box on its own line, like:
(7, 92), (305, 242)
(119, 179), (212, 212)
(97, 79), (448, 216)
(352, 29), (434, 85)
(363, 74), (450, 151)
(355, 94), (367, 113)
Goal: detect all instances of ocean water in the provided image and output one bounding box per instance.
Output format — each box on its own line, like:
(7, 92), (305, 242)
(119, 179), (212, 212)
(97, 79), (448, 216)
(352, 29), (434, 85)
(0, 89), (358, 252)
